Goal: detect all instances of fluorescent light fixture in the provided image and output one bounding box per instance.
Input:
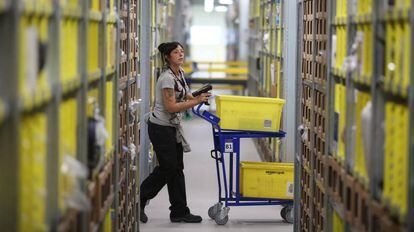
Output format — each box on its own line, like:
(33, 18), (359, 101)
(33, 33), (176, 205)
(219, 0), (233, 4)
(215, 5), (228, 12)
(204, 0), (214, 12)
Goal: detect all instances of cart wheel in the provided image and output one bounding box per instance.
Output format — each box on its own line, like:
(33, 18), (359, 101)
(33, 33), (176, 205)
(214, 215), (228, 225)
(208, 202), (222, 219)
(280, 206), (287, 220)
(281, 205), (294, 223)
(214, 206), (230, 225)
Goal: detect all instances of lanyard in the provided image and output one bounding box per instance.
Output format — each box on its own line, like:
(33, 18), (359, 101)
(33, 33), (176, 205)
(169, 67), (187, 98)
(169, 67), (185, 87)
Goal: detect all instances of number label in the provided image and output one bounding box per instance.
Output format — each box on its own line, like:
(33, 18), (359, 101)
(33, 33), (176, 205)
(225, 141), (233, 153)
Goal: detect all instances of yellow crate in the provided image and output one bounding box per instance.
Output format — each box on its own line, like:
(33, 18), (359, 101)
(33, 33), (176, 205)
(335, 26), (347, 70)
(334, 84), (347, 161)
(240, 161), (294, 199)
(88, 21), (100, 74)
(333, 209), (344, 232)
(336, 0), (347, 18)
(383, 102), (394, 205)
(106, 24), (116, 69)
(105, 81), (114, 153)
(354, 91), (371, 181)
(215, 95), (285, 132)
(60, 19), (79, 81)
(389, 104), (409, 218)
(90, 0), (100, 11)
(19, 16), (50, 98)
(58, 99), (77, 212)
(60, 0), (79, 9)
(402, 23), (410, 96)
(355, 24), (373, 84)
(103, 210), (113, 232)
(384, 22), (410, 97)
(19, 113), (48, 232)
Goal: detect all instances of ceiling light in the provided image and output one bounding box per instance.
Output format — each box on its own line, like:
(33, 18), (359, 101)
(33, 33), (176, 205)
(215, 5), (228, 12)
(219, 0), (233, 4)
(204, 0), (214, 12)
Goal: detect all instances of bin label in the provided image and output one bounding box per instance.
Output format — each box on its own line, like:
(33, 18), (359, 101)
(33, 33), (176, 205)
(225, 140), (233, 152)
(264, 119), (272, 128)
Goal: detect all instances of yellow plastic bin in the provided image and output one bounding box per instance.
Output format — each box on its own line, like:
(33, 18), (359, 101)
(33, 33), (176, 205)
(240, 161), (294, 199)
(215, 95), (285, 132)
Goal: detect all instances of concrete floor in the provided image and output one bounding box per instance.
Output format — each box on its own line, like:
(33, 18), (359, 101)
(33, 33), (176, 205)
(140, 116), (293, 232)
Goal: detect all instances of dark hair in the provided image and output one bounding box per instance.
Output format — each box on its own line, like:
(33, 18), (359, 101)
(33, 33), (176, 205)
(158, 41), (183, 56)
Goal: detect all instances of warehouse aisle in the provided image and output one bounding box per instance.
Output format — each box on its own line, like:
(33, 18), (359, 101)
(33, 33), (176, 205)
(140, 116), (293, 232)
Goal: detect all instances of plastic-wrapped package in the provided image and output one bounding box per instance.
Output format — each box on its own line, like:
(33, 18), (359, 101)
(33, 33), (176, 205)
(360, 101), (372, 178)
(60, 155), (91, 212)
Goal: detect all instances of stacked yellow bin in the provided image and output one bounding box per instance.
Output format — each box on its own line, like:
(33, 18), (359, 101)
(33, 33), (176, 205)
(333, 210), (344, 232)
(356, 0), (372, 15)
(354, 91), (371, 184)
(334, 84), (346, 164)
(105, 81), (114, 158)
(19, 113), (48, 232)
(19, 14), (51, 108)
(88, 21), (100, 76)
(384, 21), (411, 97)
(333, 0), (347, 73)
(334, 26), (347, 71)
(60, 19), (79, 82)
(383, 103), (409, 221)
(107, 24), (117, 71)
(58, 99), (78, 212)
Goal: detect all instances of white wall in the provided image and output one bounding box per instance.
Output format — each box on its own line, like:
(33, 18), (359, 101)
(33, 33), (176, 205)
(189, 5), (227, 61)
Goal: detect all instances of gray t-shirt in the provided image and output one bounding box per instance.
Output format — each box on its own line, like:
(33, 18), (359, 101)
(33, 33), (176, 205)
(149, 68), (190, 127)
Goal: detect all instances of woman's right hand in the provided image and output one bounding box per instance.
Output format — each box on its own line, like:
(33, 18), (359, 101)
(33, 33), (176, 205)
(195, 92), (211, 104)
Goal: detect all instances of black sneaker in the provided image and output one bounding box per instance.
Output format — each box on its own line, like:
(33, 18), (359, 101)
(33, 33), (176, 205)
(170, 213), (202, 223)
(140, 208), (148, 223)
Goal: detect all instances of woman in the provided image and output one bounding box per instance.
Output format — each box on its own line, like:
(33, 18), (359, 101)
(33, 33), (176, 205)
(140, 42), (211, 223)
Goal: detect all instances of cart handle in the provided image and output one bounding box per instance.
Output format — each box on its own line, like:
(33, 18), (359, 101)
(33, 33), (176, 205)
(192, 103), (221, 127)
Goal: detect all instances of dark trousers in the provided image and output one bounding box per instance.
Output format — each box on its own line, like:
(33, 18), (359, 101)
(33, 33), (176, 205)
(140, 121), (190, 217)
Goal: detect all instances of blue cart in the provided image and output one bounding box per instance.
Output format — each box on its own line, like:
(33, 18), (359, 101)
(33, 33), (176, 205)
(192, 103), (294, 225)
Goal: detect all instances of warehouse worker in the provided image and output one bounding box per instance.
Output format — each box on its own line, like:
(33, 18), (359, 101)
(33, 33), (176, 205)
(140, 42), (211, 223)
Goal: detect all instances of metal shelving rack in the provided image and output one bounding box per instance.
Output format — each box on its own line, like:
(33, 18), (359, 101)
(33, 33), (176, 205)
(0, 0), (139, 230)
(296, 0), (414, 231)
(248, 0), (290, 163)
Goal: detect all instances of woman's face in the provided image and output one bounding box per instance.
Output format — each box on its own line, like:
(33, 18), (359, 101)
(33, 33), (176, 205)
(167, 45), (185, 66)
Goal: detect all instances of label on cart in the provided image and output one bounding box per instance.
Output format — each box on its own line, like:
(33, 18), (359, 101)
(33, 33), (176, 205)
(224, 140), (233, 153)
(286, 182), (294, 197)
(264, 119), (272, 128)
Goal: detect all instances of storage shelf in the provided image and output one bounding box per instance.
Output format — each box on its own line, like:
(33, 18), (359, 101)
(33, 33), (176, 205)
(351, 13), (373, 24)
(106, 66), (116, 76)
(89, 10), (103, 21)
(381, 8), (411, 22)
(20, 2), (53, 17)
(383, 89), (409, 105)
(331, 68), (347, 80)
(88, 70), (102, 84)
(106, 14), (117, 24)
(61, 6), (83, 19)
(61, 78), (81, 96)
(332, 17), (348, 26)
(20, 86), (52, 113)
(328, 196), (345, 220)
(352, 79), (371, 93)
